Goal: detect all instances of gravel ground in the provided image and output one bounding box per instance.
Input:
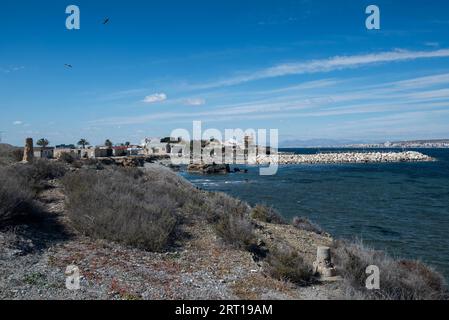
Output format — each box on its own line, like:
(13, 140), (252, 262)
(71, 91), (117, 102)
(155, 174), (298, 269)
(0, 179), (343, 300)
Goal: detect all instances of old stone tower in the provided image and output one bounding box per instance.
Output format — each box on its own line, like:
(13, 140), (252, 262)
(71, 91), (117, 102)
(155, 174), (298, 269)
(22, 138), (34, 163)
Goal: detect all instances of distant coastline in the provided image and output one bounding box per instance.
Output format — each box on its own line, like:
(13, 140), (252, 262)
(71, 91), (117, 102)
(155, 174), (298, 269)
(280, 139), (449, 149)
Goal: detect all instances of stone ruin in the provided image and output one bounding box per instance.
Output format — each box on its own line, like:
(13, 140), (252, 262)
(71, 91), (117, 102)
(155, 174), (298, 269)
(22, 138), (34, 163)
(313, 246), (337, 279)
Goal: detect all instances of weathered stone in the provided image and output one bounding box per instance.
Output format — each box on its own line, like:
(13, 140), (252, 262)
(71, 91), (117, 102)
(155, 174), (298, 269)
(316, 246), (331, 263)
(187, 163), (230, 174)
(22, 138), (34, 163)
(313, 246), (337, 279)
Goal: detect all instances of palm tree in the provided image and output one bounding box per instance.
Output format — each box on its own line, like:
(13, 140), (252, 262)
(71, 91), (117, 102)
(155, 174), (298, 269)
(105, 139), (113, 148)
(37, 138), (49, 149)
(77, 139), (90, 149)
(125, 141), (130, 147)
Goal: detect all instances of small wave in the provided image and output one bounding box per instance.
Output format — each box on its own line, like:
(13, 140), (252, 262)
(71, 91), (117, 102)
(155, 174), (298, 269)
(224, 180), (247, 184)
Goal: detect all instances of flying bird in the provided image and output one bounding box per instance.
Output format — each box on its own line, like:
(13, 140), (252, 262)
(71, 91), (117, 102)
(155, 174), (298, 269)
(102, 18), (110, 25)
(64, 64), (73, 68)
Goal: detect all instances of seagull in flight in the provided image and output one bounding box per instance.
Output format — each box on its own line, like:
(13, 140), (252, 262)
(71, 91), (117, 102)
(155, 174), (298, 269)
(103, 18), (110, 25)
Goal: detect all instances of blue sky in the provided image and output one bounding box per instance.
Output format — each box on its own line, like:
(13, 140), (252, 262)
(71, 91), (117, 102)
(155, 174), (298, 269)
(1, 0), (449, 146)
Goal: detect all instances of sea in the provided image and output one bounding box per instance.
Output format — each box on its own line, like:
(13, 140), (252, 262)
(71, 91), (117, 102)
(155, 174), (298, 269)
(181, 148), (449, 280)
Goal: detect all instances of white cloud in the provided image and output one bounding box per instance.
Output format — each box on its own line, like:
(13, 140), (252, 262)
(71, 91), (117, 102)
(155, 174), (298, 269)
(142, 93), (167, 104)
(186, 98), (206, 106)
(90, 70), (449, 127)
(393, 73), (449, 89)
(13, 121), (23, 125)
(191, 48), (449, 89)
(425, 42), (440, 48)
(1, 66), (25, 74)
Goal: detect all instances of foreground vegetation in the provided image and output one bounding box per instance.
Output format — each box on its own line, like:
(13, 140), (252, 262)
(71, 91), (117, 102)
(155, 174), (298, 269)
(0, 150), (447, 300)
(0, 159), (66, 223)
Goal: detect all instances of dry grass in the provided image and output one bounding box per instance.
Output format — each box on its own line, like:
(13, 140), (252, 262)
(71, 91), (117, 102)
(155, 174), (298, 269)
(58, 152), (75, 164)
(0, 167), (36, 224)
(11, 160), (67, 192)
(204, 192), (257, 250)
(62, 167), (203, 252)
(0, 144), (21, 166)
(292, 216), (324, 235)
(0, 160), (66, 224)
(332, 240), (448, 300)
(265, 244), (314, 286)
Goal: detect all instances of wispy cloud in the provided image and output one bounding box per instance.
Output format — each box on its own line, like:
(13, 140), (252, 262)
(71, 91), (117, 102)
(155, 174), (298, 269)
(392, 73), (449, 89)
(1, 66), (25, 74)
(189, 49), (449, 89)
(142, 93), (167, 104)
(425, 42), (440, 48)
(100, 88), (147, 101)
(13, 121), (23, 125)
(185, 98), (206, 106)
(91, 71), (449, 127)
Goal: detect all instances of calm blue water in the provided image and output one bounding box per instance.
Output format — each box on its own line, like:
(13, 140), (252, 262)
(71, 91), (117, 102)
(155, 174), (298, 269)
(181, 148), (449, 280)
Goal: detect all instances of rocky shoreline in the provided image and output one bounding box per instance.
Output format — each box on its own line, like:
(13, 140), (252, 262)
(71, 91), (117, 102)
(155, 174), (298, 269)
(256, 151), (434, 165)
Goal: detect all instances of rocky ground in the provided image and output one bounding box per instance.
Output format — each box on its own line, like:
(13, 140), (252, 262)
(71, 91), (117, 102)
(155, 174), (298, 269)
(0, 177), (343, 300)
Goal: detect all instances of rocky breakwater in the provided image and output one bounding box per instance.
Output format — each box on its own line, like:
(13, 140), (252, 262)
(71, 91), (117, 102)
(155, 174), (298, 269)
(256, 151), (434, 165)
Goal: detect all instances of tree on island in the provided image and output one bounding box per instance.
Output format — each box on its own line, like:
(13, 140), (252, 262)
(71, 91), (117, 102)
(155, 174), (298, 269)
(77, 139), (90, 149)
(105, 139), (113, 148)
(37, 138), (49, 150)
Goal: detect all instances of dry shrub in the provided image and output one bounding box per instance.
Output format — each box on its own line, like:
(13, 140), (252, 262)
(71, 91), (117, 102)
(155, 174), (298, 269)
(1, 159), (65, 224)
(265, 244), (314, 286)
(58, 152), (75, 164)
(62, 167), (200, 251)
(214, 213), (256, 250)
(292, 216), (324, 235)
(0, 144), (22, 165)
(11, 149), (24, 162)
(0, 167), (37, 224)
(203, 192), (256, 249)
(251, 205), (286, 224)
(332, 240), (448, 300)
(11, 160), (67, 192)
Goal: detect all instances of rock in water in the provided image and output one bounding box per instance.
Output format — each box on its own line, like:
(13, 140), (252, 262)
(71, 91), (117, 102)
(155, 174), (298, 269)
(187, 163), (231, 174)
(22, 138), (34, 163)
